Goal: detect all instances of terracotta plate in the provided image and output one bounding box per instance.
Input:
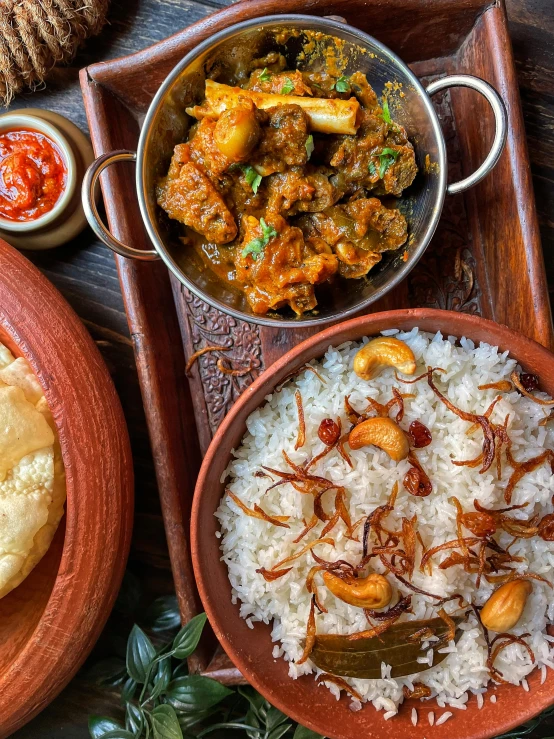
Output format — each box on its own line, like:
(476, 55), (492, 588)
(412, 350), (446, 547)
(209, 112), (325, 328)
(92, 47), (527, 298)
(0, 239), (133, 737)
(192, 308), (554, 739)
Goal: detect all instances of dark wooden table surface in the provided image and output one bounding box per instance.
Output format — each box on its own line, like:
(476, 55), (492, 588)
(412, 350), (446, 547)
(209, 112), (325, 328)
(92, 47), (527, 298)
(6, 0), (554, 736)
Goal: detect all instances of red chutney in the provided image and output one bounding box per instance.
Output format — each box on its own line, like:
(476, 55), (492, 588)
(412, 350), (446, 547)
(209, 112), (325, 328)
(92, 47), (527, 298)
(0, 129), (67, 221)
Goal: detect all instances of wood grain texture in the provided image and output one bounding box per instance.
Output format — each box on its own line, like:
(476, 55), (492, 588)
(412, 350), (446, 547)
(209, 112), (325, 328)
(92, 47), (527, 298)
(3, 0), (553, 735)
(0, 240), (133, 738)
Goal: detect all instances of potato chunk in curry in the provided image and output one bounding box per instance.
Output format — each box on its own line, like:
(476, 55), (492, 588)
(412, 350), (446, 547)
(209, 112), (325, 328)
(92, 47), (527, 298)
(156, 66), (417, 316)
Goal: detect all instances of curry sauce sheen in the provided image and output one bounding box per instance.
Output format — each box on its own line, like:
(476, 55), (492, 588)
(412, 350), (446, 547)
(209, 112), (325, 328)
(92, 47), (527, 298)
(157, 58), (417, 316)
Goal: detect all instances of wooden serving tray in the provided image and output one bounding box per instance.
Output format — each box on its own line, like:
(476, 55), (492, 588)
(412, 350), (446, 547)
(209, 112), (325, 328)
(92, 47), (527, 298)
(80, 0), (553, 684)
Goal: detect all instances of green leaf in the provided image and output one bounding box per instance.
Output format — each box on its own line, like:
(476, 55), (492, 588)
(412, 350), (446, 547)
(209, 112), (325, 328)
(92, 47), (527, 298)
(242, 218), (278, 260)
(125, 703), (144, 735)
(121, 677), (137, 704)
(305, 135), (314, 160)
(280, 78), (294, 95)
(99, 733), (136, 739)
(165, 676), (233, 712)
(241, 165), (263, 194)
(172, 613), (207, 659)
(368, 161), (377, 178)
(143, 595), (181, 633)
(177, 709), (220, 731)
(266, 705), (288, 730)
(259, 68), (271, 83)
(150, 656), (172, 701)
(268, 725), (292, 739)
(126, 625), (157, 683)
(378, 147), (400, 178)
(238, 686), (265, 719)
(293, 726), (326, 739)
(334, 75), (350, 93)
(151, 704), (183, 739)
(381, 97), (392, 124)
(88, 716), (126, 739)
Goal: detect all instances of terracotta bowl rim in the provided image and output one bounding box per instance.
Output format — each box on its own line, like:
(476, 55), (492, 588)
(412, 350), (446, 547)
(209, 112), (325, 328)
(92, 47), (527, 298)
(0, 238), (133, 736)
(192, 308), (554, 739)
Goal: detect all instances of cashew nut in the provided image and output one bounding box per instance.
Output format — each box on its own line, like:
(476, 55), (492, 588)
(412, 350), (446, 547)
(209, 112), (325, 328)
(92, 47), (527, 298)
(348, 416), (409, 461)
(480, 579), (532, 633)
(353, 337), (416, 380)
(323, 571), (392, 609)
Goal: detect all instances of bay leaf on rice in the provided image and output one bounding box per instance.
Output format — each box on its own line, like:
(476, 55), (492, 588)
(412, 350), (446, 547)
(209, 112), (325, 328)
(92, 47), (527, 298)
(310, 617), (463, 679)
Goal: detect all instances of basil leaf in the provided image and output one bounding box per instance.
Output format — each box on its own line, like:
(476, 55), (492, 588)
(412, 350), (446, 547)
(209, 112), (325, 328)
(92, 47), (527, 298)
(165, 675), (233, 712)
(269, 725), (292, 739)
(126, 625), (156, 683)
(280, 78), (294, 95)
(99, 733), (136, 739)
(266, 705), (288, 730)
(293, 726), (326, 739)
(143, 595), (181, 633)
(88, 716), (125, 739)
(259, 67), (271, 83)
(381, 98), (392, 124)
(334, 75), (350, 93)
(150, 656), (172, 701)
(305, 134), (314, 160)
(151, 704), (183, 739)
(120, 677), (137, 704)
(378, 147), (400, 178)
(172, 612), (207, 659)
(242, 165), (262, 194)
(242, 218), (277, 260)
(368, 161), (377, 178)
(125, 703), (144, 735)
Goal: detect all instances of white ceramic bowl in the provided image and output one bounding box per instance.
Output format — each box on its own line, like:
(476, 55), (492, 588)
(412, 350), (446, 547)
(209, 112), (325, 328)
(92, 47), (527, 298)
(0, 113), (77, 233)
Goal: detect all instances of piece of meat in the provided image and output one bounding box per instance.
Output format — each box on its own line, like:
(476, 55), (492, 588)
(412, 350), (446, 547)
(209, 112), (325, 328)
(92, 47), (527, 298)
(296, 197), (406, 279)
(326, 108), (417, 196)
(266, 168), (338, 216)
(251, 105), (310, 176)
(157, 160), (237, 244)
(343, 198), (408, 251)
(235, 214), (337, 315)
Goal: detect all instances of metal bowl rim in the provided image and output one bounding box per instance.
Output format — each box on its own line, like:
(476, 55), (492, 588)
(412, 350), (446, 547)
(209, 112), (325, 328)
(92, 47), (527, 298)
(136, 13), (447, 327)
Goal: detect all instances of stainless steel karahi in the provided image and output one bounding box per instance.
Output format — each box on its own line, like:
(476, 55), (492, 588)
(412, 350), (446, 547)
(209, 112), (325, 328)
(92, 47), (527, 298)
(82, 15), (507, 328)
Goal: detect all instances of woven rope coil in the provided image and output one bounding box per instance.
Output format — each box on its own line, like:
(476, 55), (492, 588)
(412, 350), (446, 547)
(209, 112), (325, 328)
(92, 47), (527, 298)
(0, 0), (109, 105)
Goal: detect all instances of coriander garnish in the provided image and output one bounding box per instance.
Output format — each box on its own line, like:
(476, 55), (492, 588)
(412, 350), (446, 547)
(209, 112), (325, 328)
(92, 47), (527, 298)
(242, 218), (277, 259)
(259, 67), (271, 83)
(381, 97), (392, 124)
(280, 77), (294, 95)
(305, 134), (314, 160)
(241, 164), (262, 194)
(368, 161), (377, 177)
(378, 147), (400, 178)
(334, 75), (350, 93)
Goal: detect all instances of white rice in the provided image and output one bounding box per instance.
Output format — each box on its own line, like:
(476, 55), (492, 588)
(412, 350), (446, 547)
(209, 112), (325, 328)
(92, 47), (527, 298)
(216, 328), (554, 717)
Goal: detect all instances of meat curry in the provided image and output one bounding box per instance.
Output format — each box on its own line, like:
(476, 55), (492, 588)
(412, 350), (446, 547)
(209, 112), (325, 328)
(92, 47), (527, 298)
(157, 56), (417, 316)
